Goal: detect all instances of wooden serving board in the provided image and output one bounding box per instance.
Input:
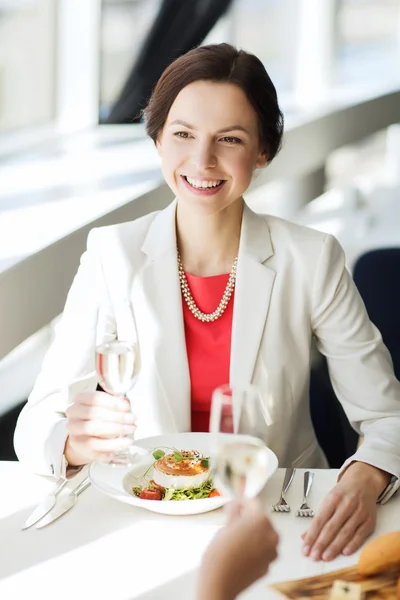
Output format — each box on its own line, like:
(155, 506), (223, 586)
(270, 565), (399, 599)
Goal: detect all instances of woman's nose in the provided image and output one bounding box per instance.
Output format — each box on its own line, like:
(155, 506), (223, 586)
(191, 142), (217, 170)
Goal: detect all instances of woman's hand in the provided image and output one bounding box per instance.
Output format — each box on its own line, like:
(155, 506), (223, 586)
(198, 499), (279, 600)
(64, 391), (136, 466)
(302, 462), (391, 562)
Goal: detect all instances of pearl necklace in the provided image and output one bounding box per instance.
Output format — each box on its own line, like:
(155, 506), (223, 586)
(177, 252), (238, 322)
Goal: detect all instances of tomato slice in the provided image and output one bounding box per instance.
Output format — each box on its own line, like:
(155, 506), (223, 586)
(208, 489), (221, 498)
(140, 488), (163, 501)
(149, 480), (166, 494)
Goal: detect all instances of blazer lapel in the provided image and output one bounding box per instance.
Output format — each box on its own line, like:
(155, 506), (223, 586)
(230, 204), (276, 388)
(140, 200), (191, 432)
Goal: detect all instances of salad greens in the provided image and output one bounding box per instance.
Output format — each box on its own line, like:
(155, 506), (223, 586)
(163, 479), (215, 501)
(132, 478), (215, 501)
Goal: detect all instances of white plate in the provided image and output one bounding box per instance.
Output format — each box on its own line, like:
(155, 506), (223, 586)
(89, 432), (278, 516)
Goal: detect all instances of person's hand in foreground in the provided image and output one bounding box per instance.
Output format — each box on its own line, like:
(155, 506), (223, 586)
(198, 499), (279, 600)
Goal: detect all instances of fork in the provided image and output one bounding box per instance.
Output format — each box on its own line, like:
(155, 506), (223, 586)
(296, 471), (314, 517)
(35, 477), (91, 529)
(271, 467), (296, 512)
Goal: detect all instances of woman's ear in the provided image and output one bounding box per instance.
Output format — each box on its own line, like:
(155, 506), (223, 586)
(155, 138), (163, 157)
(155, 128), (165, 157)
(255, 152), (268, 169)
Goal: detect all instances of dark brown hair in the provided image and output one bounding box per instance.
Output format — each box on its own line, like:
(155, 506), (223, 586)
(143, 43), (284, 163)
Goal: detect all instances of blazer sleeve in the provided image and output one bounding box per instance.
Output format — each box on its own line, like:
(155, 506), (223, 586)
(14, 228), (116, 479)
(311, 234), (400, 503)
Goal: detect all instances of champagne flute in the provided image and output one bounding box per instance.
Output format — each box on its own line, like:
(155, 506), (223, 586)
(210, 384), (271, 499)
(95, 340), (137, 400)
(95, 302), (145, 467)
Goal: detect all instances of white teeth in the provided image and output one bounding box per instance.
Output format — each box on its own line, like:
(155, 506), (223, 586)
(185, 176), (222, 189)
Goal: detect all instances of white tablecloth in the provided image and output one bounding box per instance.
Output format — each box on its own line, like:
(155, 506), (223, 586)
(0, 463), (399, 600)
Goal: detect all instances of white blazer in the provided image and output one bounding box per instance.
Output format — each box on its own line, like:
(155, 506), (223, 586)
(14, 201), (400, 501)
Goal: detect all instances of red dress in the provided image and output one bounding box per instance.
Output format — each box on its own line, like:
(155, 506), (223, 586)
(182, 271), (234, 432)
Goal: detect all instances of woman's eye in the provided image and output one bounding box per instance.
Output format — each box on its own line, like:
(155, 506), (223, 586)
(220, 136), (242, 144)
(174, 131), (191, 139)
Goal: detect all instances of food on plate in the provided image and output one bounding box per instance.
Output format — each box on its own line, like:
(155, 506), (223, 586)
(153, 449), (210, 489)
(139, 487), (163, 501)
(397, 575), (400, 600)
(328, 580), (363, 600)
(131, 448), (219, 501)
(357, 531), (400, 576)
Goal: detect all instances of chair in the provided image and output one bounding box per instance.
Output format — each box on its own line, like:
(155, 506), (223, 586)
(309, 357), (359, 468)
(310, 247), (400, 467)
(353, 248), (400, 379)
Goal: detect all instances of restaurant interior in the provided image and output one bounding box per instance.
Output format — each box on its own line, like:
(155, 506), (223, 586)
(0, 1), (400, 599)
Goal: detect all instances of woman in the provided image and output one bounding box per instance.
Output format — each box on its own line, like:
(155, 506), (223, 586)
(15, 44), (400, 562)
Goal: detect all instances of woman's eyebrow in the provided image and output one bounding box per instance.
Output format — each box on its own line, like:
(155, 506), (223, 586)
(217, 125), (250, 135)
(169, 119), (250, 135)
(169, 119), (194, 129)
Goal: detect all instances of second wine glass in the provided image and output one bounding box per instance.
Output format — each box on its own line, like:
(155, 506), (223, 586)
(210, 384), (271, 499)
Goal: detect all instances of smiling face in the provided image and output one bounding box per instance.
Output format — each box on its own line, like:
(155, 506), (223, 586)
(156, 80), (268, 215)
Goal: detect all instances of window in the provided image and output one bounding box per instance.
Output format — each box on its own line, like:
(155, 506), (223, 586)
(0, 0), (56, 132)
(99, 0), (161, 120)
(336, 0), (400, 84)
(230, 0), (296, 94)
(205, 0), (296, 95)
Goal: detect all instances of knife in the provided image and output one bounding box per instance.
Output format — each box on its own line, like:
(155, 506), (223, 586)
(22, 478), (68, 530)
(36, 476), (91, 529)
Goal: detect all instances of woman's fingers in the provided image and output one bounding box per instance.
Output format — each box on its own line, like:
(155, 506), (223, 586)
(66, 392), (136, 433)
(67, 418), (136, 438)
(72, 391), (131, 413)
(74, 435), (133, 453)
(65, 392), (137, 465)
(319, 517), (374, 561)
(310, 509), (359, 561)
(312, 509), (359, 560)
(67, 403), (136, 425)
(302, 493), (338, 556)
(342, 521), (375, 556)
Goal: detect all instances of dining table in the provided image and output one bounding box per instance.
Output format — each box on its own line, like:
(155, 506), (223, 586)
(0, 462), (399, 600)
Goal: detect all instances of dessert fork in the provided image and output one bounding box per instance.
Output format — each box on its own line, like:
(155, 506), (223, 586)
(296, 471), (314, 517)
(271, 468), (296, 512)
